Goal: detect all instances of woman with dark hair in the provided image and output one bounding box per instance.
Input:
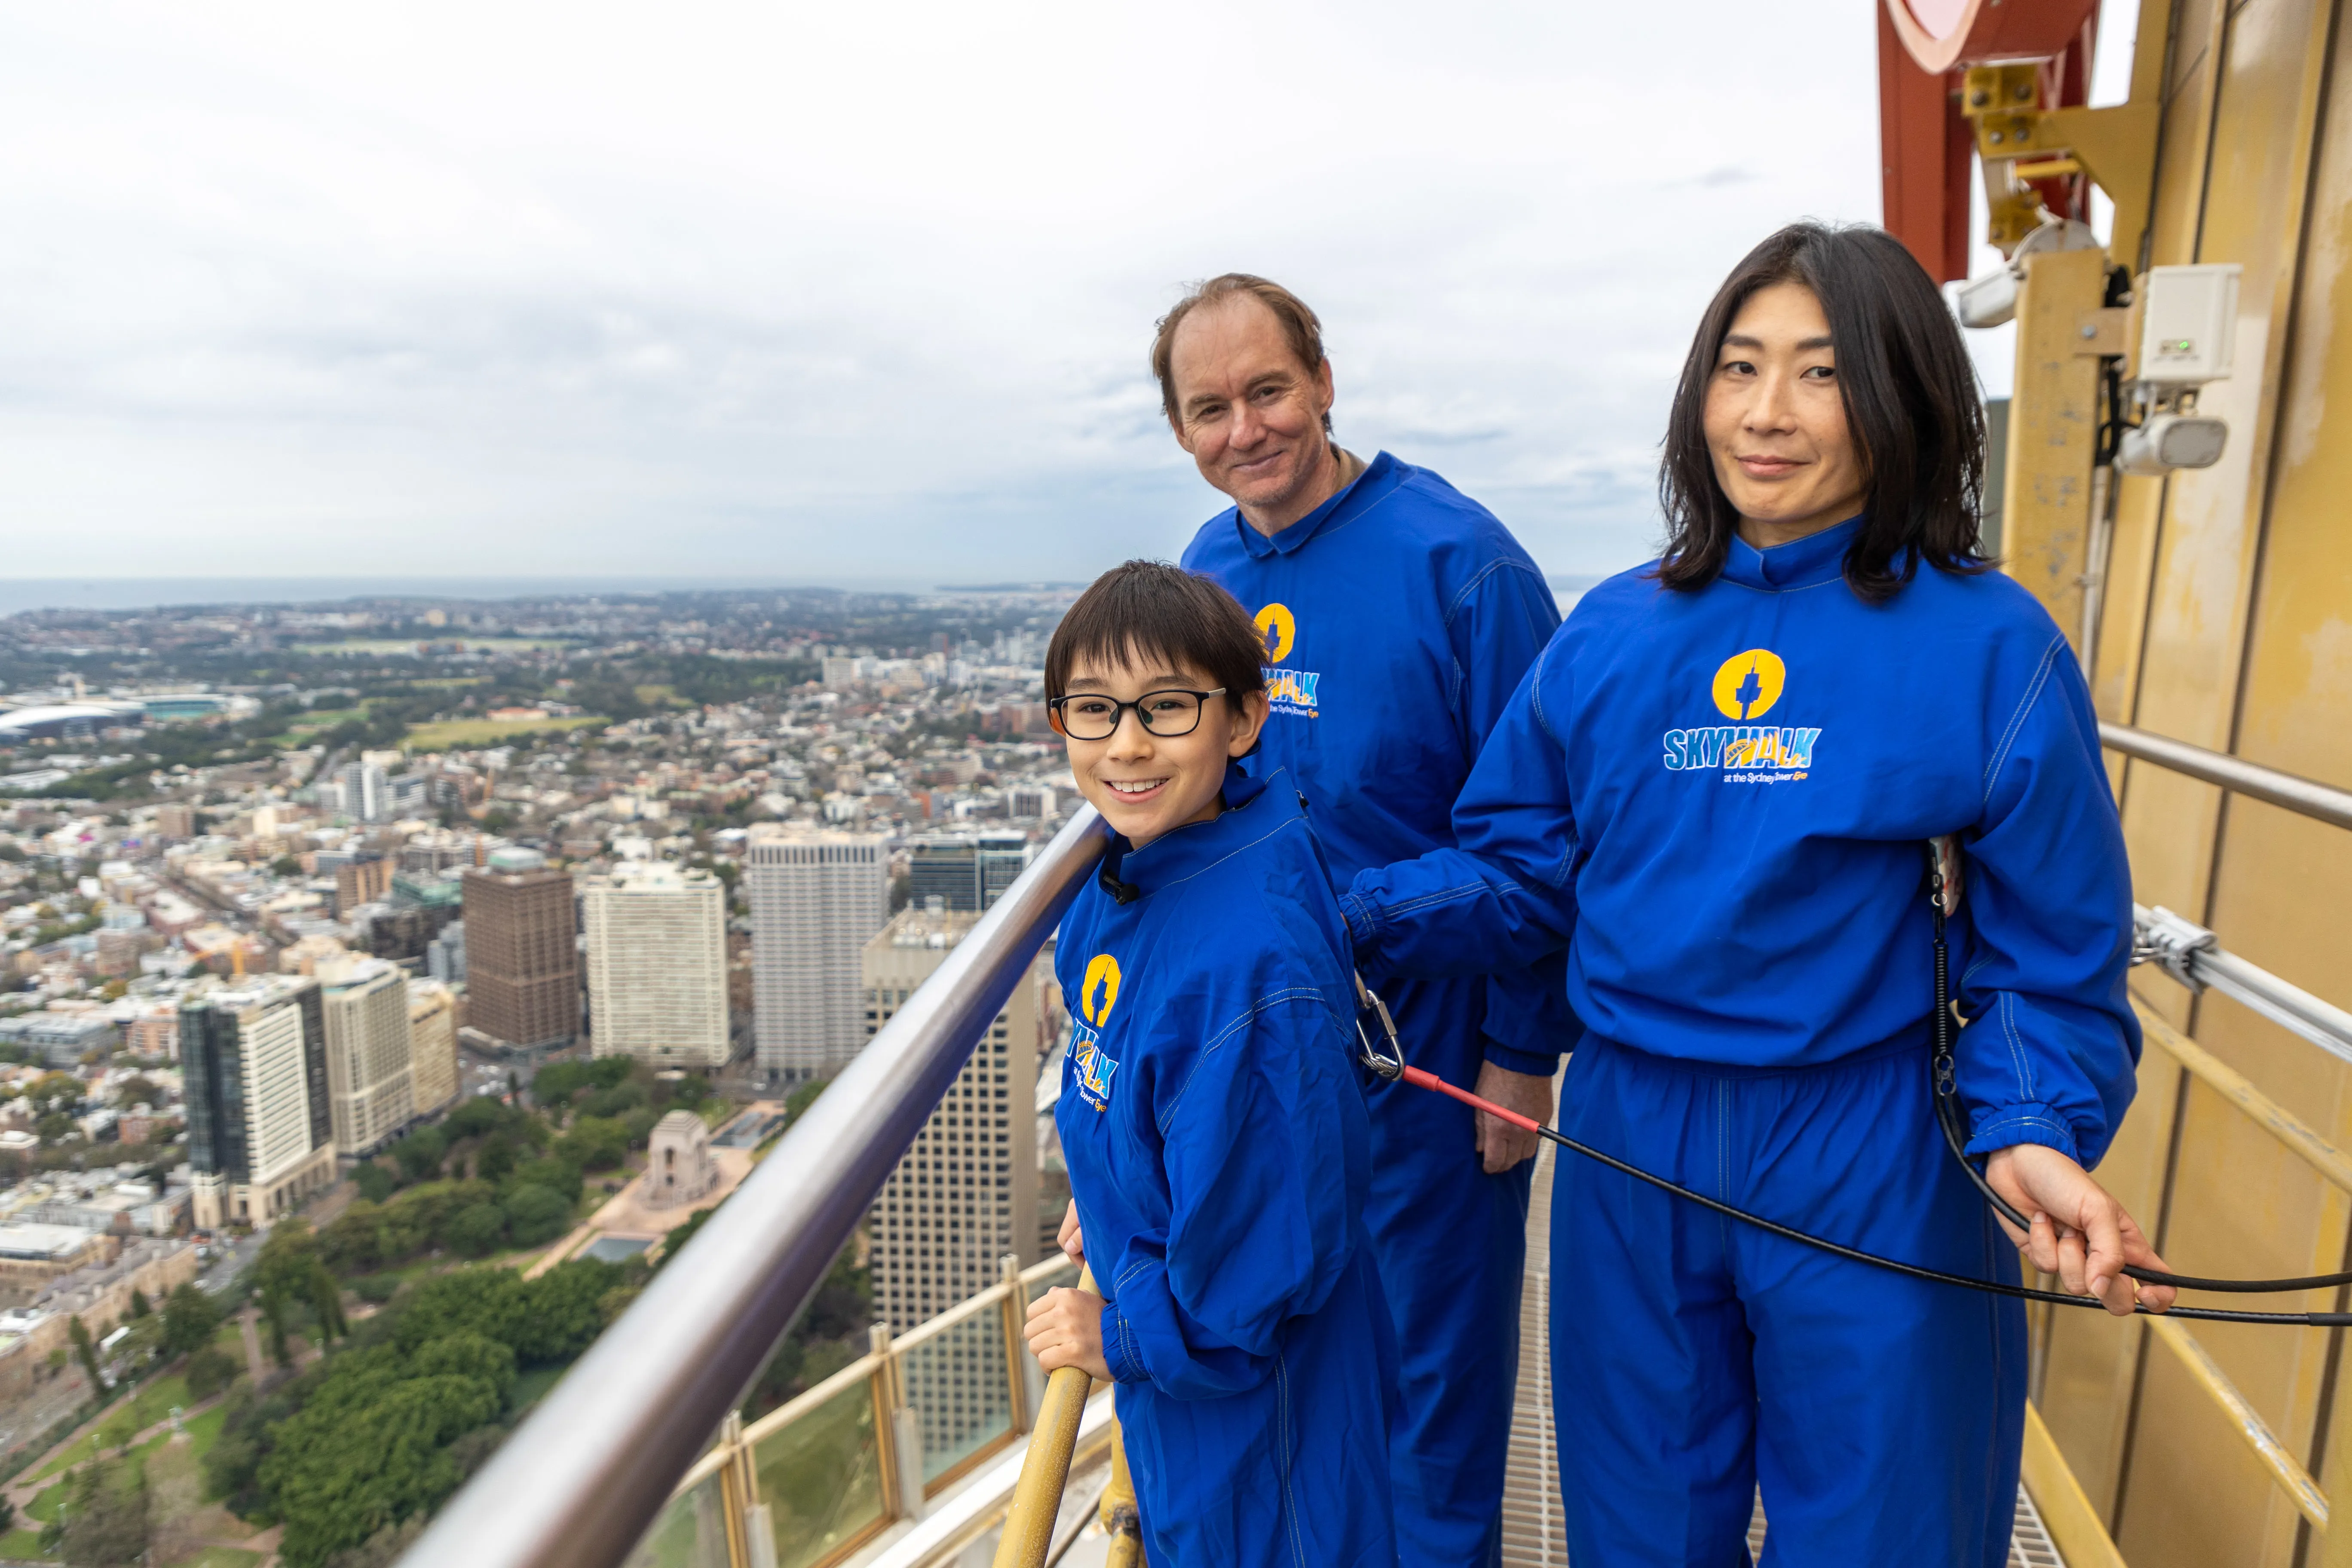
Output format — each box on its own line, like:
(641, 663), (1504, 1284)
(1338, 222), (2171, 1564)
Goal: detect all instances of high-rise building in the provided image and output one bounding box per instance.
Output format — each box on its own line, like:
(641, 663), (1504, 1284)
(335, 853), (393, 916)
(427, 920), (467, 985)
(582, 861), (729, 1069)
(460, 849), (578, 1054)
(407, 979), (460, 1116)
(905, 832), (1034, 912)
(977, 833), (1032, 909)
(181, 976), (336, 1230)
(905, 835), (978, 912)
(864, 909), (1058, 1462)
(745, 827), (887, 1081)
(317, 956), (416, 1156)
(337, 760), (390, 824)
(153, 802), (196, 841)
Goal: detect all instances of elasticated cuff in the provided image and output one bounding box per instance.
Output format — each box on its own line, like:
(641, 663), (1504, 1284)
(1099, 1305), (1149, 1385)
(1337, 890), (1382, 953)
(1964, 1106), (2083, 1165)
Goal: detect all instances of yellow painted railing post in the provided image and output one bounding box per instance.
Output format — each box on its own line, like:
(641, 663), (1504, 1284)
(2002, 244), (2111, 659)
(1100, 1417), (1145, 1568)
(2322, 1390), (2352, 1568)
(991, 1265), (1097, 1568)
(999, 1253), (1034, 1434)
(2021, 1403), (2130, 1568)
(870, 1322), (907, 1522)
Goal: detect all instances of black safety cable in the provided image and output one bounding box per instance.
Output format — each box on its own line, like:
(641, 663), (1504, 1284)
(1927, 850), (2352, 1298)
(1352, 974), (2352, 1329)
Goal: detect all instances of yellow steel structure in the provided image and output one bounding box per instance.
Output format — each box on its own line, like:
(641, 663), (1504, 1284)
(1987, 0), (2352, 1564)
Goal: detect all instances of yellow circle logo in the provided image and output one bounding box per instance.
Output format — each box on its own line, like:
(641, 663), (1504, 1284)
(1255, 603), (1295, 665)
(1081, 954), (1122, 1026)
(1711, 649), (1786, 720)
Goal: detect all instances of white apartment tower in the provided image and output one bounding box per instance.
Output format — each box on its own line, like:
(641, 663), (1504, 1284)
(746, 827), (888, 1081)
(407, 978), (461, 1116)
(582, 861), (731, 1069)
(181, 975), (337, 1230)
(863, 909), (1060, 1464)
(318, 956), (417, 1156)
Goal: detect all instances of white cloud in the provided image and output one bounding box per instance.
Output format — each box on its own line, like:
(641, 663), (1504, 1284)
(0, 0), (1883, 586)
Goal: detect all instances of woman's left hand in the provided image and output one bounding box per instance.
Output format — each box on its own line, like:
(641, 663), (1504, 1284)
(1024, 1286), (1112, 1381)
(1986, 1143), (2176, 1317)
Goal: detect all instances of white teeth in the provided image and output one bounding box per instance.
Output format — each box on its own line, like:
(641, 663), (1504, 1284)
(1106, 779), (1164, 794)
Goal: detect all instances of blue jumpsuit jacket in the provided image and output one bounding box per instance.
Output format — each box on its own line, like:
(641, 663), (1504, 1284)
(1055, 766), (1399, 1568)
(1182, 450), (1577, 1565)
(1342, 520), (2140, 1565)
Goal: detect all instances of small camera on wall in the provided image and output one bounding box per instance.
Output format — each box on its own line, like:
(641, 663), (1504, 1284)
(2117, 265), (2239, 476)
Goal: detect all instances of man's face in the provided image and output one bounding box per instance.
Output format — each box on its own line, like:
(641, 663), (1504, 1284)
(1167, 297), (1335, 521)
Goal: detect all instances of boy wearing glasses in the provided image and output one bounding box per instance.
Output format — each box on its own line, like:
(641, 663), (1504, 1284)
(1023, 560), (1398, 1567)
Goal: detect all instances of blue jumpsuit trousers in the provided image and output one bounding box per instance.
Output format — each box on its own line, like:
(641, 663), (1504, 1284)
(1551, 1033), (2028, 1566)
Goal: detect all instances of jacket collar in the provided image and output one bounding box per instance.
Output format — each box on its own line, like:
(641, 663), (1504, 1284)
(1097, 763), (1291, 903)
(1233, 450), (1397, 560)
(1719, 514), (1863, 591)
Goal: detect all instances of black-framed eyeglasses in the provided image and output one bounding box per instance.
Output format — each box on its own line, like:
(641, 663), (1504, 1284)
(1048, 687), (1225, 741)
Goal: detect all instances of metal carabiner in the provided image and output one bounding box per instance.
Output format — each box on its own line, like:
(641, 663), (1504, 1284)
(1354, 972), (1405, 1082)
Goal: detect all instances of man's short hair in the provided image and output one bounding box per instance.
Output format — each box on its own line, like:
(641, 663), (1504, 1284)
(1150, 274), (1333, 434)
(1045, 561), (1269, 708)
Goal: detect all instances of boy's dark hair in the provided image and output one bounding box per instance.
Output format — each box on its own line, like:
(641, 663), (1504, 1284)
(1045, 562), (1270, 707)
(1657, 221), (1991, 601)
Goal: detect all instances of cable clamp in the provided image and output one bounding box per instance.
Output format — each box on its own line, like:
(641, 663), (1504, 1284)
(2132, 905), (2214, 992)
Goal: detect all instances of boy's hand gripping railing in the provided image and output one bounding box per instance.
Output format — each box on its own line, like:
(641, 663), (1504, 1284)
(991, 1266), (1146, 1568)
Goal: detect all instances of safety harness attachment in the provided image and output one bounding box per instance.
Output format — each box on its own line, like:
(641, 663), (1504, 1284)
(1355, 845), (2352, 1329)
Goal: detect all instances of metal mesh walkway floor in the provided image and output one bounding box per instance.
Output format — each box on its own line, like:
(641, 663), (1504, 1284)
(1497, 1140), (2067, 1567)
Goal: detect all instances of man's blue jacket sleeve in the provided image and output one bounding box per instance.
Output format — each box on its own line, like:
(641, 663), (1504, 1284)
(1342, 643), (1580, 982)
(1097, 989), (1366, 1398)
(1951, 641), (2141, 1169)
(1447, 562), (1582, 1074)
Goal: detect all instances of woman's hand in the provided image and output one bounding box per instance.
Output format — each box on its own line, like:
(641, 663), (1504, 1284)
(1024, 1286), (1111, 1381)
(1986, 1143), (2175, 1317)
(1057, 1199), (1084, 1266)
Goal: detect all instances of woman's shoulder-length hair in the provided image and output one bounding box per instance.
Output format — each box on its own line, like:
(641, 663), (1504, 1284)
(1656, 221), (1992, 601)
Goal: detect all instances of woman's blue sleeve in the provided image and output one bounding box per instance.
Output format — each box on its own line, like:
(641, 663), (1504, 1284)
(1096, 989), (1366, 1400)
(1953, 636), (2141, 1168)
(1339, 645), (1580, 981)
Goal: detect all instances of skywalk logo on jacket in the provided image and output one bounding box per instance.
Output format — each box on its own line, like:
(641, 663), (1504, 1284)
(1070, 952), (1122, 1111)
(1253, 602), (1320, 719)
(1662, 647), (1822, 781)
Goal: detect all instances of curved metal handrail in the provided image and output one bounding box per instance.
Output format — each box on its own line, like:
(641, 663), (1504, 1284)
(402, 806), (1112, 1568)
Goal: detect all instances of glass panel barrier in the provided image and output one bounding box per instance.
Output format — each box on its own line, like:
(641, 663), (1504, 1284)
(904, 1307), (1013, 1485)
(754, 1375), (887, 1568)
(621, 1471), (730, 1568)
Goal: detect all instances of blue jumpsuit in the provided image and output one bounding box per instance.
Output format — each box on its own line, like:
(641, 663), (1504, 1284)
(1183, 450), (1577, 1566)
(1341, 520), (2141, 1565)
(1055, 766), (1400, 1568)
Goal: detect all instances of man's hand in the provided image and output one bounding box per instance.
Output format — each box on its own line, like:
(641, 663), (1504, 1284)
(1985, 1142), (2175, 1317)
(1057, 1199), (1084, 1267)
(1472, 1061), (1554, 1174)
(1024, 1286), (1111, 1381)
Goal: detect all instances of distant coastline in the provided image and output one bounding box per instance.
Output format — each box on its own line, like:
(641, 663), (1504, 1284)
(0, 576), (938, 616)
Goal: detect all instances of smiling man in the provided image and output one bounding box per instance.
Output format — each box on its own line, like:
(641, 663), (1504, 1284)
(1164, 273), (1575, 1567)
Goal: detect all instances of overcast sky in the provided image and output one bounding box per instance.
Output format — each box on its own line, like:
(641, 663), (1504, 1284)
(1, 2), (1916, 591)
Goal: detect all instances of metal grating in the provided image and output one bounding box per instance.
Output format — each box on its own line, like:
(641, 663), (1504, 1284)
(1501, 1128), (2068, 1567)
(1498, 1142), (1571, 1564)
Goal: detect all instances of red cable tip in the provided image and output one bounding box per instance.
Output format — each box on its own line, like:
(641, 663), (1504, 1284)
(1400, 1065), (1540, 1131)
